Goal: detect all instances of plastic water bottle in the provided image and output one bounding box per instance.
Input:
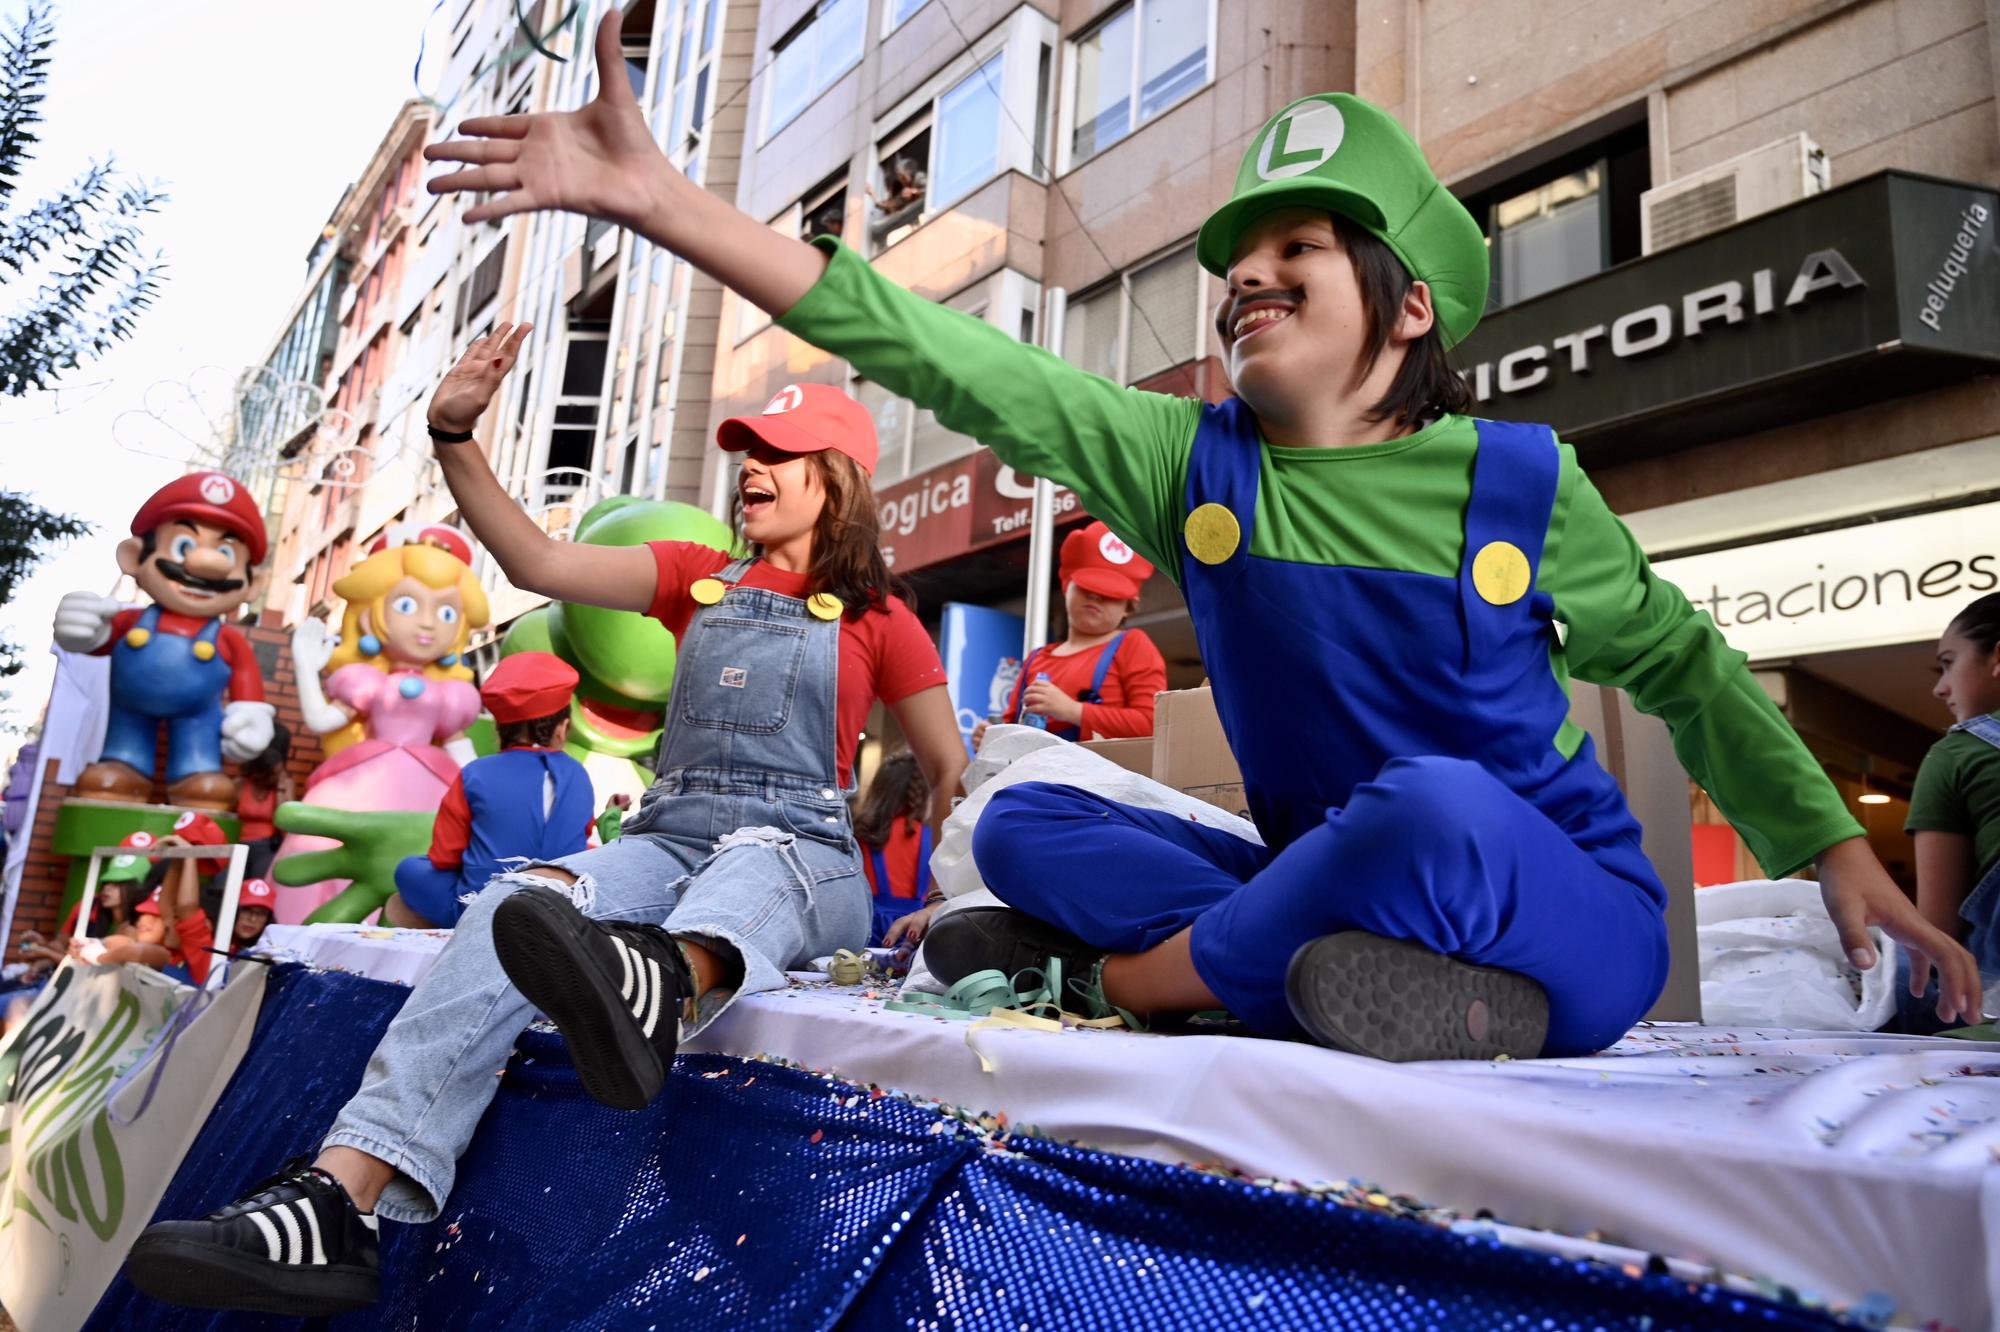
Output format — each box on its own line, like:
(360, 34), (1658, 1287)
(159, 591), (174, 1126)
(1022, 673), (1052, 730)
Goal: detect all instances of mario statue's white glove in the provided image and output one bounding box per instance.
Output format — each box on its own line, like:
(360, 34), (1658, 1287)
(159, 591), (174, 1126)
(220, 700), (277, 762)
(52, 592), (128, 654)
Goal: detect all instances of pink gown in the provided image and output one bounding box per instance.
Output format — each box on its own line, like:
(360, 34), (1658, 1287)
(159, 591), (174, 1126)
(272, 665), (482, 923)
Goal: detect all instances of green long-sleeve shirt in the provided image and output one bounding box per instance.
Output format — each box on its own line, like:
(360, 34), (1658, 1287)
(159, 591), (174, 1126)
(780, 238), (1863, 875)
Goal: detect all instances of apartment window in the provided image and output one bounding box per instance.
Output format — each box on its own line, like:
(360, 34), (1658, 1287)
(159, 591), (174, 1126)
(800, 172), (848, 243)
(870, 115), (930, 250)
(765, 0), (864, 138)
(661, 0), (719, 165)
(1062, 244), (1201, 384)
(454, 237), (508, 331)
(549, 323), (609, 498)
(1068, 0), (1211, 167)
(885, 0), (927, 33)
(1458, 120), (1649, 310)
(933, 54), (1004, 208)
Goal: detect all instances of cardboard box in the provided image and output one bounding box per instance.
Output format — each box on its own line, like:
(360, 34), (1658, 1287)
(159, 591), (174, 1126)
(1076, 736), (1154, 777)
(1152, 687), (1241, 792)
(1182, 782), (1251, 822)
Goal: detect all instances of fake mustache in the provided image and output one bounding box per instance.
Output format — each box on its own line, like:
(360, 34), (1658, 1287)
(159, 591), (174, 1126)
(156, 559), (245, 594)
(1217, 287), (1305, 345)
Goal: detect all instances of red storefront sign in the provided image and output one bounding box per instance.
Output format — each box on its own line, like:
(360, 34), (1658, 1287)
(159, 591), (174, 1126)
(875, 450), (1079, 572)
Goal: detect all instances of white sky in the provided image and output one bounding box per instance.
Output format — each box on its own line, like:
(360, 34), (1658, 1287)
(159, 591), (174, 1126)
(0, 0), (426, 759)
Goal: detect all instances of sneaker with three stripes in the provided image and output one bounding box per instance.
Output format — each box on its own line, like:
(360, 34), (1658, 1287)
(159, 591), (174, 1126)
(491, 885), (693, 1111)
(125, 1157), (380, 1315)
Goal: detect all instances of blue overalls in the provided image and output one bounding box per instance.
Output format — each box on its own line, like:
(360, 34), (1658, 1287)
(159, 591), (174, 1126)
(1008, 632), (1127, 741)
(393, 749), (596, 927)
(973, 406), (1671, 1056)
(867, 821), (933, 945)
(1896, 712), (2000, 1030)
(100, 606), (233, 784)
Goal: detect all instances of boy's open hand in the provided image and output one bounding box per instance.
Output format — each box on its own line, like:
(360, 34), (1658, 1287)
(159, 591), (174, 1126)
(424, 9), (673, 231)
(429, 322), (532, 435)
(1817, 837), (1984, 1024)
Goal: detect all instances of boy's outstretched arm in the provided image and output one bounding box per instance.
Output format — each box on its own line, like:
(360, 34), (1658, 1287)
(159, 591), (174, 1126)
(427, 9), (1195, 575)
(1554, 467), (1983, 1025)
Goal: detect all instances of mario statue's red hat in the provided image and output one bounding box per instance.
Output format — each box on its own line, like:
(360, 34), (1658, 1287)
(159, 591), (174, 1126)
(130, 472), (270, 566)
(482, 651), (580, 725)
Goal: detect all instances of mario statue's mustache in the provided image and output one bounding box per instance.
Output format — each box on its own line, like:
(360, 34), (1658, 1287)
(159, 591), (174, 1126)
(155, 559), (245, 595)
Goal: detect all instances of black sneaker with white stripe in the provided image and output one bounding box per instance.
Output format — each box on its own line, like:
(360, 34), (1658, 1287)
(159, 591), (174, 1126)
(492, 886), (692, 1111)
(125, 1158), (379, 1315)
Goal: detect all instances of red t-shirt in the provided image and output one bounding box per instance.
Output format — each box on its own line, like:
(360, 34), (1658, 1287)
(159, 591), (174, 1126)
(647, 543), (947, 787)
(171, 908), (214, 987)
(860, 814), (928, 899)
(1008, 630), (1167, 740)
(96, 608), (264, 703)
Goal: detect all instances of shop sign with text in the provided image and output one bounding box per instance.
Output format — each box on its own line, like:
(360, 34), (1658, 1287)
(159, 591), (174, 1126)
(874, 449), (1080, 572)
(1652, 500), (2000, 660)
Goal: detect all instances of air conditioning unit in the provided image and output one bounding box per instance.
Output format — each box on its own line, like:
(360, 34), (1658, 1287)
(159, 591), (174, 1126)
(1640, 133), (1829, 254)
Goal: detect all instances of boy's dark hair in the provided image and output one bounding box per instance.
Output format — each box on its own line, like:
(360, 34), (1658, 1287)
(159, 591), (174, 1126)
(497, 706), (570, 751)
(242, 721), (291, 782)
(1949, 592), (2000, 657)
(1328, 212), (1473, 429)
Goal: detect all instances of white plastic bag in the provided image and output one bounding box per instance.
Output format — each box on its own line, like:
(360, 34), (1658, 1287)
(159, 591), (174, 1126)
(905, 726), (1262, 993)
(1695, 879), (1899, 1030)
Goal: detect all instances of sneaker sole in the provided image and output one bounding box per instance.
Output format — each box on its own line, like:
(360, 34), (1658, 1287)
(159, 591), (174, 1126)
(1284, 932), (1549, 1062)
(126, 1233), (376, 1315)
(492, 889), (667, 1111)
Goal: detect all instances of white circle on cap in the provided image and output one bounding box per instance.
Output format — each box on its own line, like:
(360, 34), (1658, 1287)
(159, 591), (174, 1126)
(198, 473), (236, 504)
(1256, 100), (1345, 181)
(762, 385), (805, 415)
(1098, 532), (1135, 565)
(174, 810), (196, 830)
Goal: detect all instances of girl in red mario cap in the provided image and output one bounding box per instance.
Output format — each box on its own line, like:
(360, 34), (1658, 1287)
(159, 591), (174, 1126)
(132, 280), (968, 1315)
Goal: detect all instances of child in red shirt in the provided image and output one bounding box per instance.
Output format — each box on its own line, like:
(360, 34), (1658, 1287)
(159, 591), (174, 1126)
(975, 521), (1168, 748)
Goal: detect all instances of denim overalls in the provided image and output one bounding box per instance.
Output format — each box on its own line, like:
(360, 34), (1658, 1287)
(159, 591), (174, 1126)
(325, 559), (869, 1222)
(974, 406), (1671, 1055)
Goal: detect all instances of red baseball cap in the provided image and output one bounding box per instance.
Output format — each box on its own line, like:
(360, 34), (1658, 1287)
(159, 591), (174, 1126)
(171, 810), (232, 874)
(131, 472), (269, 566)
(1060, 522), (1154, 601)
(368, 522), (474, 566)
(716, 383), (879, 477)
(239, 878), (278, 912)
(134, 890), (163, 917)
(483, 651), (580, 726)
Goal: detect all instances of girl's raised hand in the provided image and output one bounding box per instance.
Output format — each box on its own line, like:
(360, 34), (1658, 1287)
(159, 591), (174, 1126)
(429, 322), (533, 435)
(425, 9), (674, 230)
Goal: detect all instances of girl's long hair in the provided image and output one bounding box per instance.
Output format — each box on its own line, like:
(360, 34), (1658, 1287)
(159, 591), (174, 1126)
(732, 450), (912, 618)
(852, 750), (928, 848)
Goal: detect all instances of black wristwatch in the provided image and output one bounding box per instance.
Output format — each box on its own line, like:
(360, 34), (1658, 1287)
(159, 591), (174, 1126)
(427, 422), (476, 443)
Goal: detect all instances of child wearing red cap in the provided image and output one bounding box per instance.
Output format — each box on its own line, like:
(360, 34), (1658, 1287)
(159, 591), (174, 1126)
(51, 471), (276, 810)
(131, 314), (966, 1314)
(385, 652), (596, 929)
(974, 520), (1167, 748)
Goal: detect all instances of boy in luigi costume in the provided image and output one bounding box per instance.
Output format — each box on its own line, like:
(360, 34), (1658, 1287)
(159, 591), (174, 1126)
(413, 25), (1979, 1056)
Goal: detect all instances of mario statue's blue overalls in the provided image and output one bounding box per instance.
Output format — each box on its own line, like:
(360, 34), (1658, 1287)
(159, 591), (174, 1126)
(103, 607), (234, 785)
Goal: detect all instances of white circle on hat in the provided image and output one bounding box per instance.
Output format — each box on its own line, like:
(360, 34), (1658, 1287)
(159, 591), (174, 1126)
(1098, 532), (1135, 565)
(1257, 101), (1345, 181)
(173, 810), (197, 830)
(199, 473), (237, 504)
(762, 385), (805, 415)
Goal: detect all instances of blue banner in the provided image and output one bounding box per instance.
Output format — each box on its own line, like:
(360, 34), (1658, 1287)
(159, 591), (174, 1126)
(938, 602), (1026, 755)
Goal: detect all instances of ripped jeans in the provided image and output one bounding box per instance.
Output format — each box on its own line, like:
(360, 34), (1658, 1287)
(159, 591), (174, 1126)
(322, 817), (869, 1222)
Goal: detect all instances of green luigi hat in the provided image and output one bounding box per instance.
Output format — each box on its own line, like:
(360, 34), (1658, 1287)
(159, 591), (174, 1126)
(1195, 93), (1489, 349)
(99, 852), (149, 885)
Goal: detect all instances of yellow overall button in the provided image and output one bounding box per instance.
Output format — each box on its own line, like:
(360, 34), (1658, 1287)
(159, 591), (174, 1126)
(806, 592), (844, 621)
(1472, 541), (1532, 606)
(690, 577), (727, 605)
(192, 639), (217, 662)
(123, 627), (151, 649)
(1184, 503), (1241, 566)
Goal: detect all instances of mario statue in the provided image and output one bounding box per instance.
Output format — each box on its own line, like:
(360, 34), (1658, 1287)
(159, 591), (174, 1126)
(52, 471), (276, 811)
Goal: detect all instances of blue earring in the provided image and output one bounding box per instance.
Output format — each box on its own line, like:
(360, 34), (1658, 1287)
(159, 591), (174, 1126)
(358, 633), (383, 657)
(439, 652), (458, 667)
